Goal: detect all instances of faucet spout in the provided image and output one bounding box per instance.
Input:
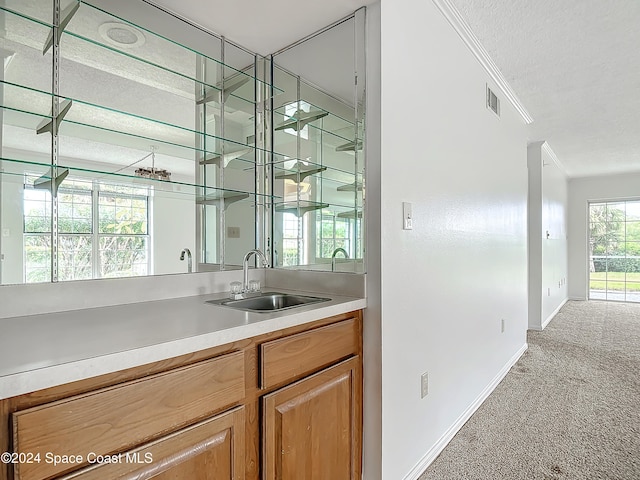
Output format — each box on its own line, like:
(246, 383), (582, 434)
(180, 248), (192, 273)
(243, 249), (269, 293)
(331, 247), (349, 272)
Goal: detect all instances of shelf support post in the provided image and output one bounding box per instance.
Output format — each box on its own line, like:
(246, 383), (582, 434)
(49, 0), (62, 282)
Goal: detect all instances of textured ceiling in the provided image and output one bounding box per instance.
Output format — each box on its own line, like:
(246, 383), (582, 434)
(450, 0), (640, 178)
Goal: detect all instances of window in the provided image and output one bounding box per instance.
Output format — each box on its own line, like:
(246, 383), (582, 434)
(317, 214), (350, 258)
(589, 200), (640, 302)
(281, 213), (301, 267)
(23, 187), (53, 283)
(23, 178), (150, 282)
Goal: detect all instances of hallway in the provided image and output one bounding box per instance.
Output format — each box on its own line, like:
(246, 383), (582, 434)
(420, 301), (640, 479)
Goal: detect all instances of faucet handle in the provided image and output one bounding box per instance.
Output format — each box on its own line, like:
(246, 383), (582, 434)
(248, 279), (261, 292)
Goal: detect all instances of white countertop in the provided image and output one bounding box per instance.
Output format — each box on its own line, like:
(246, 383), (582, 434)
(0, 288), (366, 400)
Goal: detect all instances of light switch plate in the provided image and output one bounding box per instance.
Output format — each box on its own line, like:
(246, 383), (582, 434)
(403, 202), (413, 230)
(421, 371), (429, 398)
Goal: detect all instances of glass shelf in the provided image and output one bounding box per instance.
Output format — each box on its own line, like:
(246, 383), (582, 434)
(0, 4), (54, 29)
(0, 81), (261, 163)
(274, 162), (327, 182)
(273, 105), (355, 141)
(337, 209), (363, 219)
(196, 192), (250, 210)
(275, 201), (330, 217)
(0, 156), (279, 203)
(271, 155), (363, 181)
(68, 2), (280, 101)
(336, 181), (363, 192)
(0, 4), (281, 108)
(273, 175), (364, 208)
(0, 157), (52, 182)
(0, 8), (53, 96)
(200, 148), (255, 168)
(274, 201), (363, 219)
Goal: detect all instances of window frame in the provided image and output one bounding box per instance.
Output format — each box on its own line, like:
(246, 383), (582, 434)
(23, 176), (152, 282)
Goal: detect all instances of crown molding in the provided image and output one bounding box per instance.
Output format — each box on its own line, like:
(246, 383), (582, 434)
(541, 141), (568, 176)
(432, 0), (534, 125)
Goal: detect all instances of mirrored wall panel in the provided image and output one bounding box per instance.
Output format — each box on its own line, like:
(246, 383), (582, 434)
(0, 1), (366, 285)
(0, 0), (273, 284)
(270, 10), (366, 272)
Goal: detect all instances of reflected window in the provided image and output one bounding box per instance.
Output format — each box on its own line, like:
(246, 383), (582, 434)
(23, 177), (150, 282)
(317, 214), (351, 259)
(281, 213), (301, 267)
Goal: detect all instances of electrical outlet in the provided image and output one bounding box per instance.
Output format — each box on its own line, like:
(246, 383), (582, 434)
(421, 372), (429, 398)
(501, 318), (505, 333)
(227, 226), (240, 238)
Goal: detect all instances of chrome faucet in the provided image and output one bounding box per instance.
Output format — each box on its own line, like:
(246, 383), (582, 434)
(331, 247), (349, 272)
(242, 249), (269, 293)
(179, 248), (192, 273)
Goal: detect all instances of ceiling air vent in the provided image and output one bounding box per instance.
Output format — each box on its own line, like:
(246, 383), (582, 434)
(486, 85), (500, 117)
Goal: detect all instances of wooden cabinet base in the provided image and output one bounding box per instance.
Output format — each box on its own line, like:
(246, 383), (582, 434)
(1, 311), (362, 480)
(263, 357), (362, 480)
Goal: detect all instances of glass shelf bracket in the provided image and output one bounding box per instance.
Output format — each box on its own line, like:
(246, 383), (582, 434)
(275, 109), (329, 132)
(36, 99), (72, 135)
(199, 148), (253, 168)
(274, 163), (327, 182)
(43, 0), (80, 55)
(33, 167), (69, 197)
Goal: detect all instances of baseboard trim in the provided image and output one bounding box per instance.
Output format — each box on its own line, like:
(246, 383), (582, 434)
(541, 298), (568, 330)
(402, 343), (528, 480)
(569, 296), (586, 301)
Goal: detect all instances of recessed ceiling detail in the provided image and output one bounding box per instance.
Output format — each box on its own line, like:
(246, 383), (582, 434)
(98, 22), (146, 48)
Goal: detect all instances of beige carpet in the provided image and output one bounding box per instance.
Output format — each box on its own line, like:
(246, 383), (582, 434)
(420, 300), (640, 480)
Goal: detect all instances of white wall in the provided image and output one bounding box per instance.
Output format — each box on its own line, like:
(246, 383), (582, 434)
(0, 181), (24, 284)
(363, 3), (382, 480)
(527, 143), (568, 330)
(541, 148), (568, 323)
(222, 166), (257, 268)
(152, 193), (196, 275)
(568, 172), (640, 300)
(379, 1), (528, 478)
(527, 143), (543, 328)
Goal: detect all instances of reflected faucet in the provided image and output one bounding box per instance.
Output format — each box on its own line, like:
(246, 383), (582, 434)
(331, 248), (349, 272)
(243, 249), (269, 293)
(179, 248), (192, 273)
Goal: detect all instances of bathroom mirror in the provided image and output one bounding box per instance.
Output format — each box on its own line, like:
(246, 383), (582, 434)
(0, 0), (264, 284)
(269, 10), (366, 273)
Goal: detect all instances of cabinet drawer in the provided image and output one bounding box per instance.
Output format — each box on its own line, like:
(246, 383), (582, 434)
(260, 317), (358, 389)
(12, 351), (245, 480)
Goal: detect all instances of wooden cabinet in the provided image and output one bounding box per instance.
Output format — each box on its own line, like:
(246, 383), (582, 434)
(58, 407), (245, 480)
(1, 311), (362, 480)
(263, 357), (361, 480)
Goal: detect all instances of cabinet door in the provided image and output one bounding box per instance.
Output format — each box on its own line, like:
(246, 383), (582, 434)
(263, 357), (361, 480)
(58, 407), (245, 480)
